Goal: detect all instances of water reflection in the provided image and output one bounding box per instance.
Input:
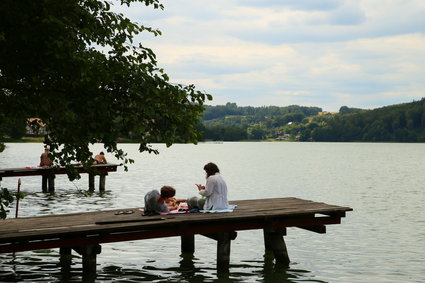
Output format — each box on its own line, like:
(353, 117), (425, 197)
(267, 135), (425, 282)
(0, 250), (324, 283)
(257, 252), (326, 283)
(15, 189), (115, 218)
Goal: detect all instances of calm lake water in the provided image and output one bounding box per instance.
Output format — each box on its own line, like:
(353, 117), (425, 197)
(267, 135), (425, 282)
(0, 142), (424, 282)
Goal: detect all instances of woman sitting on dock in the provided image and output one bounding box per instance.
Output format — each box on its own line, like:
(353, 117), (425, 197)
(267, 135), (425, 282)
(144, 186), (177, 215)
(189, 162), (229, 210)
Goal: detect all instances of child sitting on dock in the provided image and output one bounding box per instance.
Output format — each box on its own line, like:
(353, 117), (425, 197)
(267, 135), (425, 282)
(143, 186), (177, 215)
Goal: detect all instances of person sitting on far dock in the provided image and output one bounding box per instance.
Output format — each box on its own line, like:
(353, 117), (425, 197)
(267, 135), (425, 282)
(93, 152), (107, 164)
(189, 162), (229, 210)
(39, 146), (53, 168)
(144, 186), (176, 215)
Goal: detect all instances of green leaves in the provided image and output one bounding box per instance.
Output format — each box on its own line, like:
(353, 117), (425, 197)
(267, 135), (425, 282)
(0, 187), (24, 219)
(0, 0), (210, 171)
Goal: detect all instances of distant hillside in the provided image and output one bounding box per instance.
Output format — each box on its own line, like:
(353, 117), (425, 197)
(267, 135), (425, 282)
(199, 102), (322, 141)
(301, 99), (425, 142)
(5, 100), (425, 143)
(202, 103), (322, 121)
(199, 99), (425, 142)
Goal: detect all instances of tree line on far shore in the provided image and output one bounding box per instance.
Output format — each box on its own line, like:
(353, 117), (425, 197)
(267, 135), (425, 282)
(199, 99), (425, 142)
(5, 99), (425, 143)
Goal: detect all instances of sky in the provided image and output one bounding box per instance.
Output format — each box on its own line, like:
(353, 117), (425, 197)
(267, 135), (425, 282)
(113, 0), (425, 112)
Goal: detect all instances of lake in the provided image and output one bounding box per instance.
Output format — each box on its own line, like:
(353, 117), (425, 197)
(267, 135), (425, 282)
(0, 142), (424, 282)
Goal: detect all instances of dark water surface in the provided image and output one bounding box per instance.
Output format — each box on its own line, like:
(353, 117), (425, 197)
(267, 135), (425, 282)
(0, 142), (424, 282)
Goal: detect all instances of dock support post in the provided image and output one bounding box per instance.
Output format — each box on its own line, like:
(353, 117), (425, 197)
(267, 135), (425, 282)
(48, 174), (55, 193)
(99, 173), (106, 193)
(216, 232), (232, 270)
(88, 173), (95, 191)
(59, 247), (72, 271)
(81, 244), (100, 274)
(181, 235), (195, 254)
(73, 244), (102, 274)
(42, 175), (48, 193)
(59, 247), (73, 281)
(263, 227), (290, 265)
(42, 174), (55, 193)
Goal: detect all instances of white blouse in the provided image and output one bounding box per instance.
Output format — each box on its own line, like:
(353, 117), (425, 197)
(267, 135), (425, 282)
(199, 173), (229, 210)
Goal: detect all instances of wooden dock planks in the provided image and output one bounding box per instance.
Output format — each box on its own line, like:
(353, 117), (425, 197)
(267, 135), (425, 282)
(0, 197), (352, 254)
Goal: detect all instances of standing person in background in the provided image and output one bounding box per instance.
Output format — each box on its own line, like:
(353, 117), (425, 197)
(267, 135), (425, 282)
(190, 162), (229, 210)
(39, 146), (53, 168)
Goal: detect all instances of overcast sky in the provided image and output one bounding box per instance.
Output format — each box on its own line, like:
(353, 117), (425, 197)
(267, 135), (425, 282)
(113, 0), (425, 111)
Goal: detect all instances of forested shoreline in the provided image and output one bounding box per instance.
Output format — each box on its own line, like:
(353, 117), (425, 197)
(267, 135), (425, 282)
(199, 99), (425, 142)
(4, 99), (425, 143)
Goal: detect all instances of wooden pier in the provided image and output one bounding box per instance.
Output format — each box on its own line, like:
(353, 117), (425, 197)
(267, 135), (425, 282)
(0, 197), (352, 273)
(0, 163), (119, 192)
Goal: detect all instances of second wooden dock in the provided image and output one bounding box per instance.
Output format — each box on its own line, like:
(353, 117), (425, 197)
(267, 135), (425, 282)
(0, 163), (119, 192)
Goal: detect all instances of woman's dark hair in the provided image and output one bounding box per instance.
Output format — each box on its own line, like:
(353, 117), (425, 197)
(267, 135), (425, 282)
(160, 186), (176, 198)
(204, 162), (220, 178)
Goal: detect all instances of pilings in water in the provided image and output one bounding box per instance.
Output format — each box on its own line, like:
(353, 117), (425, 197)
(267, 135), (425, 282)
(180, 232), (237, 270)
(216, 232), (232, 269)
(41, 174), (55, 193)
(88, 172), (107, 193)
(25, 232), (289, 276)
(181, 235), (195, 254)
(178, 229), (287, 271)
(181, 232), (237, 270)
(41, 172), (107, 193)
(59, 244), (102, 275)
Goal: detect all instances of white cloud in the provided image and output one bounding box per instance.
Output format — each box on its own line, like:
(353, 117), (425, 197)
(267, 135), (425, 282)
(112, 0), (425, 111)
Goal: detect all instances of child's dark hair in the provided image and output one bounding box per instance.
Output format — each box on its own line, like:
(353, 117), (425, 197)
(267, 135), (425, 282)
(160, 186), (176, 198)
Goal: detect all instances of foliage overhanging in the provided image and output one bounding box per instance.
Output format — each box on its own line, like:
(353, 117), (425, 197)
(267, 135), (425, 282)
(0, 0), (211, 168)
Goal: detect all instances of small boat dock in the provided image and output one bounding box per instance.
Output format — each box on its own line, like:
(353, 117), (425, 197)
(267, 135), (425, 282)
(0, 163), (119, 192)
(0, 197), (352, 273)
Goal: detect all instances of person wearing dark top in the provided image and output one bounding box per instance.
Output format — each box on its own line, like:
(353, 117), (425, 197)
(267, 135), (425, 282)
(144, 186), (176, 215)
